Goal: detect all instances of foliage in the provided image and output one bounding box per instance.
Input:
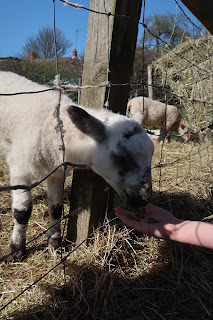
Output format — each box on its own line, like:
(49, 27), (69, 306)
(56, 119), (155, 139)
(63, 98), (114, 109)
(140, 12), (196, 56)
(0, 58), (55, 84)
(0, 56), (83, 91)
(130, 12), (199, 98)
(130, 13), (208, 108)
(130, 47), (154, 98)
(152, 34), (213, 128)
(20, 26), (72, 59)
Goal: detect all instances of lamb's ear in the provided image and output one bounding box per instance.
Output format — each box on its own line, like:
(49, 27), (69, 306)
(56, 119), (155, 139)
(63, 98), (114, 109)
(67, 105), (108, 143)
(132, 111), (144, 125)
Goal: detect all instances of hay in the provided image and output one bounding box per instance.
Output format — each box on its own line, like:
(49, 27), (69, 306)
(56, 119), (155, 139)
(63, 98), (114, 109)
(153, 34), (213, 129)
(0, 139), (212, 319)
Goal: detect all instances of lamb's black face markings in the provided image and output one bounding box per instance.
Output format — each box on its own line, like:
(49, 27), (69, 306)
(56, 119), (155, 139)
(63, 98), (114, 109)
(111, 143), (139, 177)
(111, 126), (142, 177)
(123, 125), (142, 140)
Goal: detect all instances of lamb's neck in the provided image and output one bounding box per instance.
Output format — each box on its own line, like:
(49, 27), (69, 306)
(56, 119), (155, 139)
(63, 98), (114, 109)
(65, 135), (97, 165)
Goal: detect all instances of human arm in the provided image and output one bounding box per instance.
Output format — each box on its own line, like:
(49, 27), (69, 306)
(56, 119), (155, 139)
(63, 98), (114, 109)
(115, 203), (213, 249)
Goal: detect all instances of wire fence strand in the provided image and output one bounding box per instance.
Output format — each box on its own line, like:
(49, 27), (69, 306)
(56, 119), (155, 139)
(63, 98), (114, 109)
(0, 0), (212, 314)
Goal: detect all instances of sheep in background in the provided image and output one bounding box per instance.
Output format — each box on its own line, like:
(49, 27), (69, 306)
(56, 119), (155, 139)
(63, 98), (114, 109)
(0, 72), (154, 262)
(127, 96), (198, 143)
(146, 129), (161, 140)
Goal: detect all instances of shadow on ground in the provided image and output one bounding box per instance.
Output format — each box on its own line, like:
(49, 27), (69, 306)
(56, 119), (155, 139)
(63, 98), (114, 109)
(2, 191), (213, 320)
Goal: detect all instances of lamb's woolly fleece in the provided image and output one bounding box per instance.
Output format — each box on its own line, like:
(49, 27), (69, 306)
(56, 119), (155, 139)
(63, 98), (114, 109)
(0, 72), (155, 262)
(0, 72), (142, 179)
(128, 96), (181, 129)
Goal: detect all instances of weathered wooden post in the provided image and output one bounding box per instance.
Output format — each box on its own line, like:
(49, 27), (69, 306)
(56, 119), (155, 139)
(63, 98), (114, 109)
(147, 65), (153, 100)
(67, 0), (142, 244)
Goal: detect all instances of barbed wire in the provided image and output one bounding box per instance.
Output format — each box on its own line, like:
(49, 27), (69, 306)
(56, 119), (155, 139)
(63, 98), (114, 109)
(174, 0), (212, 40)
(0, 161), (89, 192)
(2, 79), (213, 109)
(0, 88), (55, 96)
(166, 56), (213, 77)
(63, 79), (212, 108)
(0, 214), (118, 312)
(0, 0), (212, 314)
(0, 207), (83, 263)
(152, 144), (210, 169)
(59, 0), (213, 77)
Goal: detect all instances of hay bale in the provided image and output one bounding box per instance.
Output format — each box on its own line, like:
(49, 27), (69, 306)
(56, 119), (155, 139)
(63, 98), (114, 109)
(0, 141), (213, 319)
(153, 34), (213, 129)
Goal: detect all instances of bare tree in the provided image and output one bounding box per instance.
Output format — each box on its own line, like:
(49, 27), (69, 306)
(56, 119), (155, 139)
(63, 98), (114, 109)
(20, 26), (71, 59)
(140, 13), (193, 55)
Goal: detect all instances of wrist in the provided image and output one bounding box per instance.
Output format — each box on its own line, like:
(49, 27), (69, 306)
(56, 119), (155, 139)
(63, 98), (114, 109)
(165, 218), (184, 241)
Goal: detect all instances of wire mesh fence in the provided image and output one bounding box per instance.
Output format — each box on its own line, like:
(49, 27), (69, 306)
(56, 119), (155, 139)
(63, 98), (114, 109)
(0, 0), (212, 317)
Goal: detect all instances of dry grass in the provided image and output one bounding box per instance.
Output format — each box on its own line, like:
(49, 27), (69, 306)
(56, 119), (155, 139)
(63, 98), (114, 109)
(0, 140), (213, 320)
(153, 34), (213, 129)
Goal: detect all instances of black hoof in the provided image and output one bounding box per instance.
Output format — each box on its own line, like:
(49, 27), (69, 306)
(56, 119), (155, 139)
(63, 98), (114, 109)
(48, 235), (62, 252)
(7, 242), (27, 262)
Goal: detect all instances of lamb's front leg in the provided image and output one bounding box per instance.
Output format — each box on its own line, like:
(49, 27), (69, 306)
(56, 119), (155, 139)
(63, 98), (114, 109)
(159, 127), (171, 143)
(47, 176), (64, 252)
(9, 187), (32, 262)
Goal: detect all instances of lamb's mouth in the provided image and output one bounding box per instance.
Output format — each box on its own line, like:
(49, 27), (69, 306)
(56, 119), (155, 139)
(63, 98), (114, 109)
(123, 191), (148, 208)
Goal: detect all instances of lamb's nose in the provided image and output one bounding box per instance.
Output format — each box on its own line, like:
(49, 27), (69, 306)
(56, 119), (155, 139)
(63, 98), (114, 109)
(127, 195), (149, 208)
(140, 182), (152, 202)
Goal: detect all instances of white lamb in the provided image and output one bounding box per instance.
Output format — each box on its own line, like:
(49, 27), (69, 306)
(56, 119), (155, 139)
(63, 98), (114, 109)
(146, 129), (161, 140)
(127, 96), (198, 143)
(0, 72), (154, 261)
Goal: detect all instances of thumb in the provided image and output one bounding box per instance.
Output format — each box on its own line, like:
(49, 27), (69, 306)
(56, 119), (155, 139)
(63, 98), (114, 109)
(145, 203), (160, 215)
(115, 207), (135, 217)
(145, 203), (174, 220)
(115, 207), (136, 222)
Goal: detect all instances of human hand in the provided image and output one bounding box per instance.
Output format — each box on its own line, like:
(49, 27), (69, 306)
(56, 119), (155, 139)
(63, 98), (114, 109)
(116, 204), (213, 249)
(115, 203), (180, 240)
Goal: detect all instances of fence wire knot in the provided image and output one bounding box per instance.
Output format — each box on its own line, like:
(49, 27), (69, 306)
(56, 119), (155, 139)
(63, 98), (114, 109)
(0, 0), (212, 315)
(54, 74), (61, 89)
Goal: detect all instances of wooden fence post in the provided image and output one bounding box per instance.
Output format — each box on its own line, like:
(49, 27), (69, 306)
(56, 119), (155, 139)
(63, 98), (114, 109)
(147, 65), (153, 100)
(66, 0), (142, 244)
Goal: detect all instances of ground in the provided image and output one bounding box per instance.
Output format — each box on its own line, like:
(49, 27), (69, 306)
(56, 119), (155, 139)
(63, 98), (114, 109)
(0, 140), (212, 319)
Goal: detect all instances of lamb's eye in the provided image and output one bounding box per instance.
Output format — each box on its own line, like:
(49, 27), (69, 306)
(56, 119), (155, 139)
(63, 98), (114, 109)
(111, 151), (139, 177)
(111, 152), (124, 167)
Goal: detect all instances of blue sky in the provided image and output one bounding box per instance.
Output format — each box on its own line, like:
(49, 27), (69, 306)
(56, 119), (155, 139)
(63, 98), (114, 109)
(0, 0), (203, 58)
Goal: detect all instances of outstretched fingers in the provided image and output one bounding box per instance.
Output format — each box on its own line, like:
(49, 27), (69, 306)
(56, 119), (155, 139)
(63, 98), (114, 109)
(145, 203), (164, 216)
(115, 207), (138, 224)
(115, 206), (175, 239)
(145, 203), (178, 223)
(115, 207), (152, 234)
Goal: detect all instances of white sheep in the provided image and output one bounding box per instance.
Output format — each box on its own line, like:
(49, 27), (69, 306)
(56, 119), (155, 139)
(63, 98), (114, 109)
(127, 96), (198, 143)
(0, 72), (154, 261)
(146, 129), (161, 140)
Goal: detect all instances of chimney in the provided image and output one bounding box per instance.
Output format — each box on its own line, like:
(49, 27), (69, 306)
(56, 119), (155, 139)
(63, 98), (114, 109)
(72, 49), (78, 59)
(29, 52), (36, 60)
